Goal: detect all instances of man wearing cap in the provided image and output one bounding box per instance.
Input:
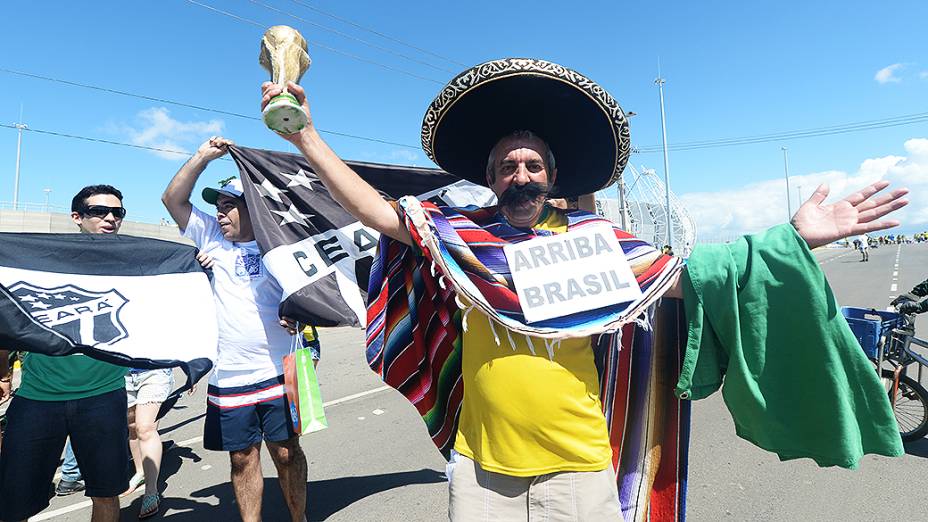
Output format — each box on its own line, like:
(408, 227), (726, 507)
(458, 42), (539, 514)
(261, 58), (908, 521)
(162, 137), (308, 522)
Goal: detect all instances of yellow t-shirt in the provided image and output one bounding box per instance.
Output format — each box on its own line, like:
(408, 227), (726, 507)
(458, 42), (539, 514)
(452, 208), (613, 476)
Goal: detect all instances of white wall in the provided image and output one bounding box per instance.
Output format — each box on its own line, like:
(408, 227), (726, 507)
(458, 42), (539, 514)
(0, 209), (192, 244)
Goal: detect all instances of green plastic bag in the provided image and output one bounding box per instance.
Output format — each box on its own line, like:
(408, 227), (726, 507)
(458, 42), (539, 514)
(283, 347), (328, 435)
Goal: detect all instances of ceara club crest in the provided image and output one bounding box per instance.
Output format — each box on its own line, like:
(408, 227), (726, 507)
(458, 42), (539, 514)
(10, 281), (130, 346)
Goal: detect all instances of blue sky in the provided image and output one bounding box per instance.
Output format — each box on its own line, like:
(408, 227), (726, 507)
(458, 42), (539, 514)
(1, 1), (926, 236)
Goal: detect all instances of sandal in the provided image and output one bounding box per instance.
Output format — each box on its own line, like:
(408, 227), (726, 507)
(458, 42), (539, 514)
(139, 493), (160, 519)
(120, 472), (145, 497)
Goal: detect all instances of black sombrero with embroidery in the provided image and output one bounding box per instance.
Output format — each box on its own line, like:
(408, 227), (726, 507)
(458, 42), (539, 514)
(421, 58), (631, 198)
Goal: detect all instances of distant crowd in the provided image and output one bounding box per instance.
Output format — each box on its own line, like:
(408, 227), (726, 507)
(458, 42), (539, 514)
(851, 232), (927, 248)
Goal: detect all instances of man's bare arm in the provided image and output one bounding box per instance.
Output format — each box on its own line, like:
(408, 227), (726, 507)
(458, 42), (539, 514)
(263, 82), (412, 246)
(661, 179), (908, 302)
(162, 137), (232, 230)
(0, 350), (11, 400)
(0, 350), (9, 378)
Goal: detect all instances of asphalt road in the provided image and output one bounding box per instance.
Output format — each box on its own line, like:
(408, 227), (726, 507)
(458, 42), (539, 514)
(19, 242), (928, 521)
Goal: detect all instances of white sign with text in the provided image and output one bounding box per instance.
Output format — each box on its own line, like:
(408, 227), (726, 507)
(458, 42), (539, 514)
(504, 224), (642, 323)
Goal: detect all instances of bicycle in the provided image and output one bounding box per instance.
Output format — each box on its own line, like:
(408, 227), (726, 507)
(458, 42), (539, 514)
(842, 305), (928, 441)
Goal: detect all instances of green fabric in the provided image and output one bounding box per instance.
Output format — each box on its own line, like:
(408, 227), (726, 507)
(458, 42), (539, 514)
(909, 277), (928, 314)
(17, 352), (127, 401)
(676, 224), (903, 468)
(911, 277), (928, 298)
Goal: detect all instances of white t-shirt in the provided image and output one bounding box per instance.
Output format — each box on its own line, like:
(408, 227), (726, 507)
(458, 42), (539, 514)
(183, 206), (294, 387)
(857, 235), (869, 249)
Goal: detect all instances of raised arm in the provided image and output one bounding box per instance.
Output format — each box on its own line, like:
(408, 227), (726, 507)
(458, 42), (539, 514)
(663, 180), (909, 301)
(162, 137), (233, 230)
(261, 82), (412, 246)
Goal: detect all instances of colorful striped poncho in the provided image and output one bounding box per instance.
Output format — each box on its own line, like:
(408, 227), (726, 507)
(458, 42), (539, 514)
(365, 197), (690, 521)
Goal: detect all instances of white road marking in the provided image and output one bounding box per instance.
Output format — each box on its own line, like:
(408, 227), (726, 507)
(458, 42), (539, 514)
(32, 500), (93, 521)
(819, 251), (853, 264)
(201, 464), (212, 470)
(178, 434), (203, 447)
(35, 385), (393, 519)
(322, 385), (391, 408)
(373, 409), (385, 415)
(888, 247), (902, 299)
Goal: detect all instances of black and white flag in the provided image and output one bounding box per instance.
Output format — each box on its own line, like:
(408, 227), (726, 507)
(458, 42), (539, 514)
(229, 145), (494, 327)
(0, 233), (217, 399)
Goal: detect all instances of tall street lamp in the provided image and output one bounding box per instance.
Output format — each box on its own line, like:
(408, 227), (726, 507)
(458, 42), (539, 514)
(656, 76), (672, 249)
(781, 146), (792, 220)
(12, 121), (27, 210)
(617, 111), (637, 231)
(43, 187), (52, 212)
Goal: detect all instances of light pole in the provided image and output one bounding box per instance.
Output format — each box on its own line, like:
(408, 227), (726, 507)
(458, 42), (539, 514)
(781, 146), (792, 220)
(796, 185), (802, 207)
(655, 76), (672, 249)
(12, 121), (27, 210)
(617, 111), (637, 231)
(43, 188), (52, 212)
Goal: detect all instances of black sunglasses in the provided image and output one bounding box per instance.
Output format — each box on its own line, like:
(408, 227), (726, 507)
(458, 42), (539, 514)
(81, 205), (127, 219)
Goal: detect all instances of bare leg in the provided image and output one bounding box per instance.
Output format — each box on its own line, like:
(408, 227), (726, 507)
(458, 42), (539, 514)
(134, 402), (163, 495)
(230, 443), (264, 522)
(127, 406), (143, 477)
(267, 437), (307, 522)
(90, 496), (120, 522)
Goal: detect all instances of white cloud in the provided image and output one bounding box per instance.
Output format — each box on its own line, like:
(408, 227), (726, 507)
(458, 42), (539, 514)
(875, 63), (904, 84)
(389, 149), (420, 164)
(115, 107), (223, 160)
(355, 148), (423, 166)
(920, 71), (928, 80)
(680, 138), (928, 240)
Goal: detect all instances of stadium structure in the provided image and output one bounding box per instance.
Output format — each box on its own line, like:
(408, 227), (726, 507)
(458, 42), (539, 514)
(595, 164), (697, 257)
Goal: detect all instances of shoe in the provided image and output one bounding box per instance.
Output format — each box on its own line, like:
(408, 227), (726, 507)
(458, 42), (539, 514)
(139, 493), (160, 519)
(120, 472), (145, 497)
(56, 479), (86, 496)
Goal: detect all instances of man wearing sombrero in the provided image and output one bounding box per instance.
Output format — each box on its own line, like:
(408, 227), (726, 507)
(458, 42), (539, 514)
(261, 58), (908, 521)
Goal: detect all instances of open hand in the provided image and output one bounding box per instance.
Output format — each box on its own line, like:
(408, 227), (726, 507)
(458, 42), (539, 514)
(791, 180), (908, 249)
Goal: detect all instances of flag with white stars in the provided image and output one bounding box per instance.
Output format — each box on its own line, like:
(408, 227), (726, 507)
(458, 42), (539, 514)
(229, 146), (494, 327)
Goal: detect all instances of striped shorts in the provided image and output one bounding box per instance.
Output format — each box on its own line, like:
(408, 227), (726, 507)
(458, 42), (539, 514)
(203, 375), (296, 452)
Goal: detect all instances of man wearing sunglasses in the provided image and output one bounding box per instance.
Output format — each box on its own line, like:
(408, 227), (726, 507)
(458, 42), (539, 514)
(0, 185), (130, 522)
(71, 191), (128, 233)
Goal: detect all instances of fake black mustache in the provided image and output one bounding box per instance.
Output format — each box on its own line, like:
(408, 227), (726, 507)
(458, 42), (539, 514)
(498, 182), (552, 208)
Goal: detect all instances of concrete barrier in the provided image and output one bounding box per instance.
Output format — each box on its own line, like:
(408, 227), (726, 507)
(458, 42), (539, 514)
(0, 209), (192, 244)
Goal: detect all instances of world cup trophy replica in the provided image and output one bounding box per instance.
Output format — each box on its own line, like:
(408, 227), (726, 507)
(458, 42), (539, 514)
(259, 25), (311, 134)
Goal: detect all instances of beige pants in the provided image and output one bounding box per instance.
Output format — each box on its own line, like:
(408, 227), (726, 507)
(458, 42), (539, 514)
(448, 453), (621, 521)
